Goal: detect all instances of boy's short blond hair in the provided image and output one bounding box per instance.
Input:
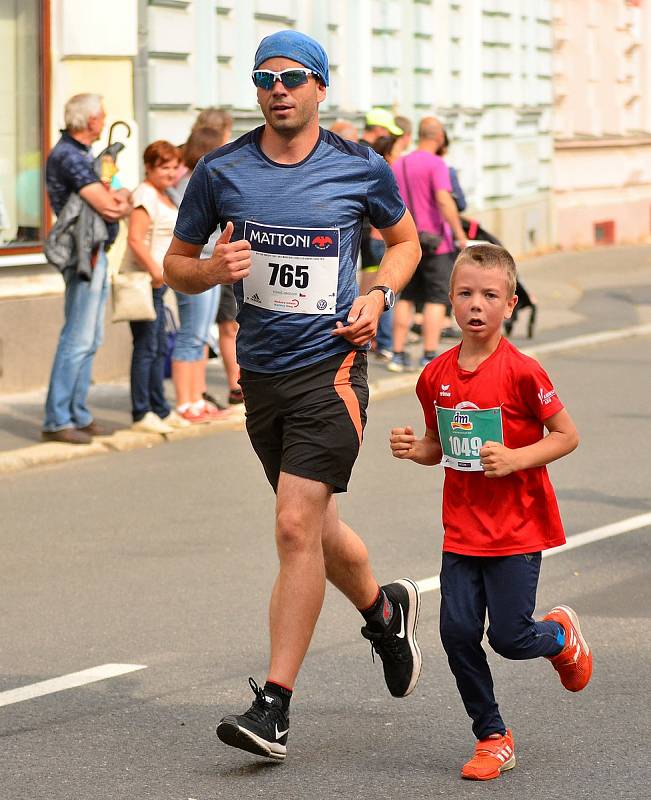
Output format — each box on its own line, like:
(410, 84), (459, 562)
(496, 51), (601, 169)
(450, 243), (517, 297)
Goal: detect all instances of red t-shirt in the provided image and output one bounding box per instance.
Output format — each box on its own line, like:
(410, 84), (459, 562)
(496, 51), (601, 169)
(416, 337), (566, 556)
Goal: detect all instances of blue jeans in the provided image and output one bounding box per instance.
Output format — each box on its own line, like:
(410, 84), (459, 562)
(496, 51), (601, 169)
(367, 238), (394, 352)
(129, 287), (170, 422)
(439, 552), (564, 739)
(43, 249), (109, 431)
(173, 286), (221, 361)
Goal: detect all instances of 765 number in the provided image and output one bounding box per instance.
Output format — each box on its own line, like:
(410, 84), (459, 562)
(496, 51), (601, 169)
(268, 262), (309, 289)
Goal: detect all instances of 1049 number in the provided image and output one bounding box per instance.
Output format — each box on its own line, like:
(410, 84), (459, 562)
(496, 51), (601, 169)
(448, 435), (483, 458)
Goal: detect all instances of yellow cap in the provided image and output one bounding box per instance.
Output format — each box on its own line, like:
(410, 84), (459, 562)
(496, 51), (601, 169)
(365, 108), (403, 136)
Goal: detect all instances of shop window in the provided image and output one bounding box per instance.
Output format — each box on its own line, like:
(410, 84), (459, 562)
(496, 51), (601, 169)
(0, 0), (47, 252)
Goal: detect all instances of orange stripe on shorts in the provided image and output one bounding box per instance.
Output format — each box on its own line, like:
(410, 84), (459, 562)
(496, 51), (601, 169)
(333, 351), (363, 445)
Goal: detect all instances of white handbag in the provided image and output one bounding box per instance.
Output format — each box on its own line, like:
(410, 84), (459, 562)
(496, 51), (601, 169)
(111, 270), (156, 322)
(111, 188), (161, 323)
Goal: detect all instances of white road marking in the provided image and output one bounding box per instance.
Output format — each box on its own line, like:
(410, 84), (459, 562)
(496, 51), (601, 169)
(417, 575), (441, 594)
(416, 512), (651, 595)
(3, 517), (648, 706)
(0, 663), (147, 708)
(522, 322), (651, 358)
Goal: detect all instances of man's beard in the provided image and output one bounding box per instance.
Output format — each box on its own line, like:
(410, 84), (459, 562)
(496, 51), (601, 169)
(263, 102), (317, 137)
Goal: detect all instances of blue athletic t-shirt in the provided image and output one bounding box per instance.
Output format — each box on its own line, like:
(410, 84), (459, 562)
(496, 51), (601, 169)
(173, 126), (406, 373)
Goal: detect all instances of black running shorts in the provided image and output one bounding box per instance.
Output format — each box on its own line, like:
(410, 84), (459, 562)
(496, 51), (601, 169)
(239, 350), (369, 493)
(401, 251), (455, 305)
(217, 284), (237, 323)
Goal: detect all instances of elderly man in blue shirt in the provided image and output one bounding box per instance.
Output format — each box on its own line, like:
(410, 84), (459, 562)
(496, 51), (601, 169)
(43, 93), (131, 444)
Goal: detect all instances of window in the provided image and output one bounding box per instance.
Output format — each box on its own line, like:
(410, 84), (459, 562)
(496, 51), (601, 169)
(0, 0), (47, 252)
(594, 220), (615, 245)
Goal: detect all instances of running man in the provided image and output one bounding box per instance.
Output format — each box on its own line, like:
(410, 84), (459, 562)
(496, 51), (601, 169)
(163, 30), (422, 762)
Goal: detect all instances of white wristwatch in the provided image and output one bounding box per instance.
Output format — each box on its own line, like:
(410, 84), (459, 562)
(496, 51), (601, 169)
(367, 285), (395, 312)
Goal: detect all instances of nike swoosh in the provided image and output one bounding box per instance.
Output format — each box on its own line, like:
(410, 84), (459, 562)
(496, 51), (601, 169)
(275, 724), (289, 740)
(396, 604), (406, 638)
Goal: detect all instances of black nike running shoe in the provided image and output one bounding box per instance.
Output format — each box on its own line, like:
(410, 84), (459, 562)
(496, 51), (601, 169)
(361, 578), (422, 697)
(216, 678), (289, 761)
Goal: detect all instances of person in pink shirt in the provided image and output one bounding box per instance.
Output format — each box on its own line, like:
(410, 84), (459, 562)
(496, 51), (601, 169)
(390, 117), (467, 371)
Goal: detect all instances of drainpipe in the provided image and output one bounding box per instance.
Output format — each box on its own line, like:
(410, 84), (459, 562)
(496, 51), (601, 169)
(134, 0), (149, 178)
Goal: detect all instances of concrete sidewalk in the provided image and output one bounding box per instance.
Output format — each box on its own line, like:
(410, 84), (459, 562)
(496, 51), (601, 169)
(1, 243), (650, 475)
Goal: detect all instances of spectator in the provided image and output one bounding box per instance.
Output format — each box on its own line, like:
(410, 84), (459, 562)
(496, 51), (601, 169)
(193, 107), (232, 133)
(361, 134), (399, 297)
(215, 283), (242, 405)
(187, 108), (242, 408)
(369, 135), (396, 162)
(436, 128), (467, 339)
(393, 115), (413, 160)
(437, 129), (467, 212)
(170, 119), (233, 419)
(412, 128), (462, 348)
(42, 93), (131, 444)
(123, 140), (188, 434)
(172, 108), (235, 187)
(357, 109), (403, 341)
(389, 116), (467, 371)
(361, 107), (403, 146)
(329, 118), (359, 142)
(362, 135), (400, 360)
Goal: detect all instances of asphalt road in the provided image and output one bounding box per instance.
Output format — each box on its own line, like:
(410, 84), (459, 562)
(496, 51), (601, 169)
(1, 335), (650, 800)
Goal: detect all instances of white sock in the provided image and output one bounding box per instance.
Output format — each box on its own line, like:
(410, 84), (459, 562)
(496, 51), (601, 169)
(191, 400), (205, 413)
(177, 403), (190, 413)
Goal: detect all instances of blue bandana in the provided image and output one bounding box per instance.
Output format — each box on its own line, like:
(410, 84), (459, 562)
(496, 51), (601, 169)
(253, 30), (330, 87)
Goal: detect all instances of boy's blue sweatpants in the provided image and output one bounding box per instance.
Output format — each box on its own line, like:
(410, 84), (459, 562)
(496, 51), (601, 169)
(439, 551), (564, 740)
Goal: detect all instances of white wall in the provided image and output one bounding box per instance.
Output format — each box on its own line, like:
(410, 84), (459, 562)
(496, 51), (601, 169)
(50, 1), (140, 194)
(59, 0), (137, 57)
(551, 0), (651, 248)
(139, 0), (553, 250)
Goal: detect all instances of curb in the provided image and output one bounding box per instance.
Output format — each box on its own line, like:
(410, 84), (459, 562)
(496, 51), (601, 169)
(0, 410), (246, 477)
(2, 321), (651, 477)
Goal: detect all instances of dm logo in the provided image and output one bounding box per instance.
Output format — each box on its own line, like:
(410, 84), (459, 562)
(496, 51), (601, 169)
(451, 411), (473, 431)
(312, 235), (333, 250)
(316, 299), (327, 310)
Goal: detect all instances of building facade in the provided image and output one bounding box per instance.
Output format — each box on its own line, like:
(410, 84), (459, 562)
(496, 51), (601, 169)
(141, 0), (554, 257)
(0, 1), (142, 393)
(552, 0), (651, 249)
(1, 0), (642, 393)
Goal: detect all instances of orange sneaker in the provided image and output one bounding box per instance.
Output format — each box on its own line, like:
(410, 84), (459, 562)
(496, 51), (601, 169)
(461, 730), (515, 781)
(543, 605), (592, 692)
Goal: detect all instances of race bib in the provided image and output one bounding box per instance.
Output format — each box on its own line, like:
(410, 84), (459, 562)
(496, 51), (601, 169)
(436, 405), (504, 472)
(243, 221), (339, 315)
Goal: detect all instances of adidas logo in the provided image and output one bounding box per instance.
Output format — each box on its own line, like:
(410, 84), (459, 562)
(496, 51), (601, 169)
(495, 744), (513, 764)
(249, 292), (261, 303)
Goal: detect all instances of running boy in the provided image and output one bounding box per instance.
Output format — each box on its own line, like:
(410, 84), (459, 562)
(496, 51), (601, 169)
(390, 243), (592, 781)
